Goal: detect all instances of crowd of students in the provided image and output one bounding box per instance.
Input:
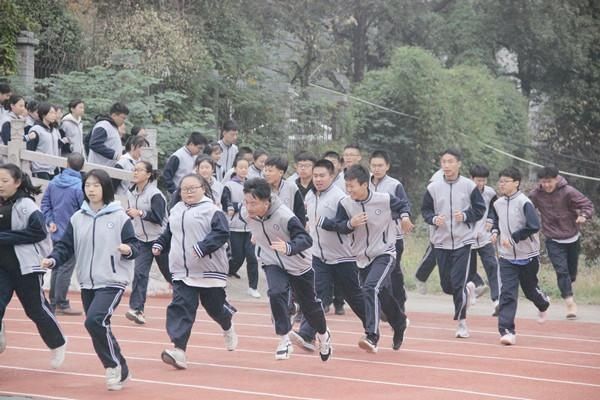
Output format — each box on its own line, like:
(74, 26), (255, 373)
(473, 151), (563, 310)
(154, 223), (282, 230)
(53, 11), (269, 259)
(0, 88), (595, 391)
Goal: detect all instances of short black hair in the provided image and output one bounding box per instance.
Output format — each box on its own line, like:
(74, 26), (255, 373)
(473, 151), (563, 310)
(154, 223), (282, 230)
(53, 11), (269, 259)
(130, 126), (143, 136)
(187, 132), (208, 146)
(243, 178), (271, 200)
(67, 99), (84, 112)
(265, 156), (288, 172)
(194, 154), (216, 170)
(37, 102), (55, 121)
(0, 83), (10, 94)
(67, 152), (85, 171)
(537, 166), (559, 179)
(253, 148), (268, 161)
(323, 150), (341, 161)
(440, 148), (462, 161)
(204, 142), (221, 155)
(470, 164), (490, 178)
(83, 169), (114, 205)
(125, 135), (149, 152)
(344, 164), (370, 185)
(313, 159), (335, 175)
(295, 151), (317, 164)
(239, 146), (253, 156)
(233, 153), (250, 168)
(109, 102), (129, 115)
(369, 150), (391, 165)
(3, 94), (24, 111)
(344, 143), (361, 151)
(498, 166), (522, 183)
(222, 119), (239, 132)
(26, 99), (39, 113)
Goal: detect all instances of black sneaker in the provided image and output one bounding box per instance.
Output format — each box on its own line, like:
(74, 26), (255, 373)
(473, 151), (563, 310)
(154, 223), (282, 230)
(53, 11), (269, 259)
(334, 304), (345, 315)
(358, 335), (378, 353)
(393, 321), (407, 350)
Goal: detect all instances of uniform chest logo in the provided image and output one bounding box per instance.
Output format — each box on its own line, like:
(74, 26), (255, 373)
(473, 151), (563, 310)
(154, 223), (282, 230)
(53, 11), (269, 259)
(375, 209), (382, 215)
(273, 224), (281, 231)
(107, 222), (115, 229)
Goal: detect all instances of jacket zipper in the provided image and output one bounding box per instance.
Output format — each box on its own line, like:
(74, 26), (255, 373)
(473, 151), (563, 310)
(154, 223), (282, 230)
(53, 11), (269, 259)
(89, 218), (96, 288)
(260, 219), (285, 269)
(506, 197), (517, 259)
(314, 193), (326, 261)
(136, 194), (149, 242)
(449, 183), (455, 250)
(360, 202), (371, 262)
(181, 208), (190, 277)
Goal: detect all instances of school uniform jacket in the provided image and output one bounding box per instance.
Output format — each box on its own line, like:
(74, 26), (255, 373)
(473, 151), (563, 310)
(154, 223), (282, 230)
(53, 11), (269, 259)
(221, 176), (247, 232)
(60, 114), (84, 156)
(421, 175), (486, 250)
(274, 178), (307, 226)
(217, 140), (238, 181)
(127, 182), (167, 243)
(88, 118), (122, 167)
(114, 153), (137, 196)
(472, 185), (497, 249)
(319, 190), (409, 268)
(241, 195), (313, 276)
(305, 184), (355, 264)
(0, 111), (17, 146)
(49, 201), (139, 290)
(153, 197), (229, 283)
(29, 123), (61, 175)
(492, 191), (541, 261)
(0, 196), (52, 275)
(162, 146), (197, 193)
(248, 164), (263, 179)
(370, 174), (411, 240)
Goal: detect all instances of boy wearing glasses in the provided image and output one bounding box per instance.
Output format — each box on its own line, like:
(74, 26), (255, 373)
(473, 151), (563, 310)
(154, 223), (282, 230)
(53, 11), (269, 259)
(491, 167), (550, 346)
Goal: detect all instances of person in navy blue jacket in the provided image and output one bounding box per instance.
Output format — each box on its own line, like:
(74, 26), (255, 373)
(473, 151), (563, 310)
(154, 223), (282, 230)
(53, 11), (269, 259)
(42, 169), (139, 391)
(0, 164), (66, 369)
(41, 153), (85, 315)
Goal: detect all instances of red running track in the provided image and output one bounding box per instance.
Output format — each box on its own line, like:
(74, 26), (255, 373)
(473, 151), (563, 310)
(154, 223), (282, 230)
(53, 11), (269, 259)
(1, 295), (599, 400)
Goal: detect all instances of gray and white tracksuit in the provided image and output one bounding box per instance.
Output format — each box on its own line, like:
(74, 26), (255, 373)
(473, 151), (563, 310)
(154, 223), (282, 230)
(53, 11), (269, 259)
(469, 185), (499, 301)
(153, 197), (233, 351)
(88, 119), (122, 167)
(492, 191), (549, 336)
(298, 184), (366, 341)
(60, 114), (84, 156)
(370, 174), (411, 310)
(273, 178), (307, 226)
(29, 123), (61, 176)
(162, 146), (197, 194)
(49, 201), (139, 371)
(421, 175), (486, 321)
(217, 140), (238, 181)
(320, 190), (409, 343)
(127, 183), (169, 311)
(242, 196), (327, 336)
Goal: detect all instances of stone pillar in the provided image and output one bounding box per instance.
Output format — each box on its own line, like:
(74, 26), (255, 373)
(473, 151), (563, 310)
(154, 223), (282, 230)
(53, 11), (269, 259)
(15, 31), (39, 92)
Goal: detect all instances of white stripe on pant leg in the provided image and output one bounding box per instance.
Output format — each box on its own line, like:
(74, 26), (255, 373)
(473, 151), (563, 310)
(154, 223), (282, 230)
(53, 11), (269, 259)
(102, 289), (124, 367)
(458, 249), (472, 319)
(37, 274), (65, 340)
(372, 256), (395, 335)
(419, 244), (433, 266)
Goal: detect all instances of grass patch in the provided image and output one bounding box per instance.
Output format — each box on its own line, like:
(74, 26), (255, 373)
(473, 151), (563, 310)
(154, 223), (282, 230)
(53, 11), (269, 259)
(401, 231), (600, 305)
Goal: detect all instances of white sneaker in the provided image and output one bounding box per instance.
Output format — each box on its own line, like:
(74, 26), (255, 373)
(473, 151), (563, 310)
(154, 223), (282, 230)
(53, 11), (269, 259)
(415, 279), (427, 295)
(466, 282), (476, 306)
(537, 310), (547, 324)
(492, 300), (500, 317)
(0, 322), (6, 354)
(50, 341), (67, 369)
(223, 324), (238, 351)
(316, 330), (332, 362)
(125, 309), (146, 324)
(106, 366), (122, 391)
(289, 330), (316, 352)
(161, 348), (187, 369)
(500, 333), (517, 345)
(455, 319), (470, 338)
(475, 284), (488, 299)
(247, 288), (261, 299)
(275, 336), (292, 360)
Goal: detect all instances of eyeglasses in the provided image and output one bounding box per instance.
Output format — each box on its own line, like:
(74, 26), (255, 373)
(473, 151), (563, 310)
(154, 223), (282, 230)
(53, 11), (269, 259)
(297, 163), (313, 169)
(180, 186), (203, 193)
(498, 179), (515, 184)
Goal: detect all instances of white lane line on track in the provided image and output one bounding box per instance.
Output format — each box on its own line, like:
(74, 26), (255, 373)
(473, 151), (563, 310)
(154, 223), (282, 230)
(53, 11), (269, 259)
(0, 391), (77, 400)
(0, 350), (533, 400)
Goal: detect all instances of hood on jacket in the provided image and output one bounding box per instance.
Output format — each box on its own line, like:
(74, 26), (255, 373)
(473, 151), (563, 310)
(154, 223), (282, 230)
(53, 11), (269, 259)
(264, 194), (284, 219)
(61, 113), (81, 125)
(53, 168), (82, 189)
(81, 200), (122, 217)
(536, 175), (568, 192)
(94, 114), (117, 127)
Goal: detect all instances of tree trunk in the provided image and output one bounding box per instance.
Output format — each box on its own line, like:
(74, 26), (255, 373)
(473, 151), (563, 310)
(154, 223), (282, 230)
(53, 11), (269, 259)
(351, 5), (369, 83)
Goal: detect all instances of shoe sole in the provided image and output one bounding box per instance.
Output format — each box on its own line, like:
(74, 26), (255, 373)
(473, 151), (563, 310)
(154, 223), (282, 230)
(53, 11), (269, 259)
(319, 347), (332, 361)
(566, 314), (577, 320)
(358, 339), (378, 353)
(455, 331), (470, 339)
(161, 351), (187, 369)
(289, 331), (315, 352)
(500, 338), (516, 345)
(125, 312), (145, 325)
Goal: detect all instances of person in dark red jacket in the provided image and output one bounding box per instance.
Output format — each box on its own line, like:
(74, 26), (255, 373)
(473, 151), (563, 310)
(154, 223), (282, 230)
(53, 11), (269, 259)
(529, 166), (595, 320)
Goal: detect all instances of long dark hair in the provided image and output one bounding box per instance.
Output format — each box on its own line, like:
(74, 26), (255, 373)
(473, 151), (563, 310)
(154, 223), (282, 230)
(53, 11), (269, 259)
(0, 163), (42, 199)
(83, 169), (114, 205)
